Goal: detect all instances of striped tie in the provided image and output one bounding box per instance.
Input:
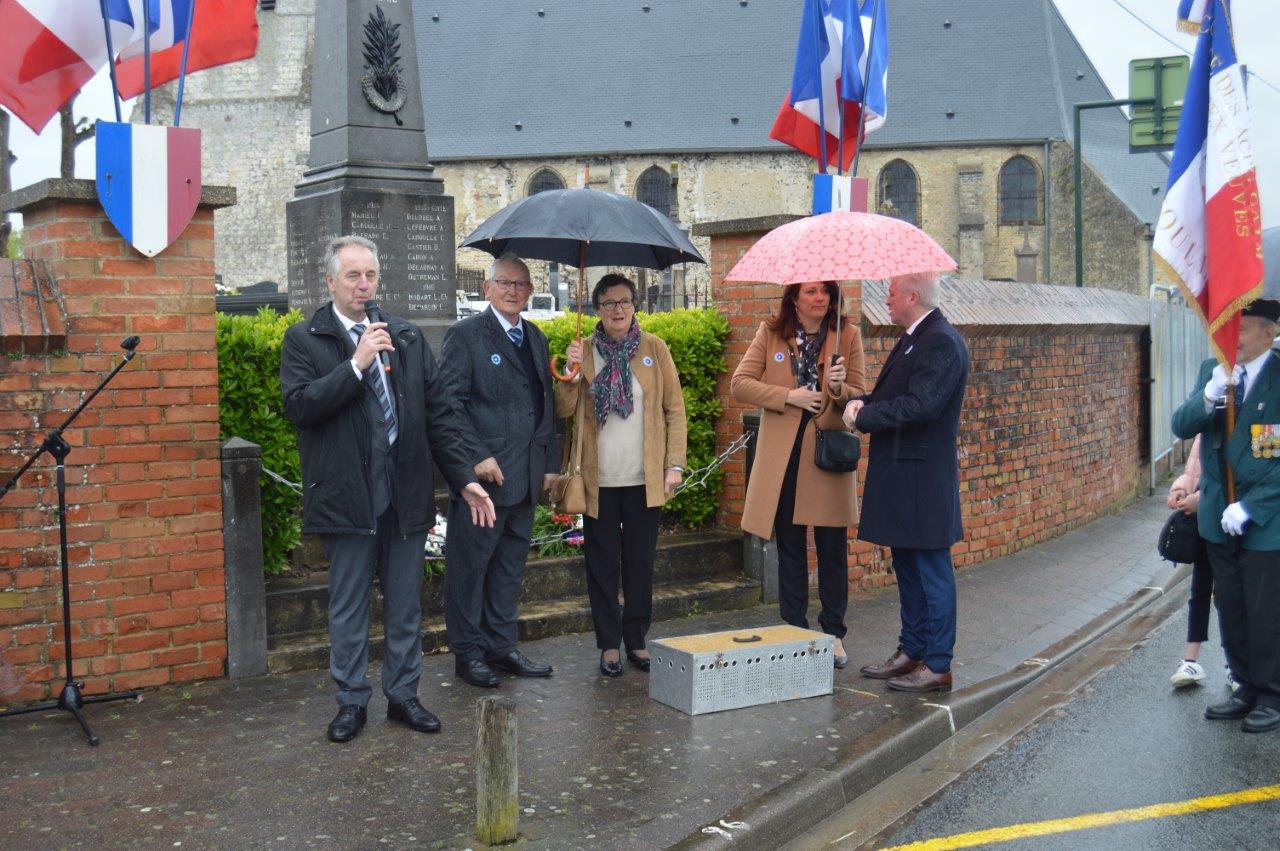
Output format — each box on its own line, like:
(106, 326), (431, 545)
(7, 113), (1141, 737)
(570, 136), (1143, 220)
(508, 325), (523, 348)
(352, 323), (398, 444)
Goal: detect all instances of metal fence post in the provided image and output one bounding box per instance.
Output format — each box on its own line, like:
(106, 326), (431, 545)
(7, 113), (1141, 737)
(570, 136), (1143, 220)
(220, 437), (269, 679)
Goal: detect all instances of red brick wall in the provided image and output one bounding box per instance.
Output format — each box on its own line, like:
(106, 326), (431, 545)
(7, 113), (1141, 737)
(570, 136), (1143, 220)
(0, 184), (228, 706)
(708, 228), (1145, 595)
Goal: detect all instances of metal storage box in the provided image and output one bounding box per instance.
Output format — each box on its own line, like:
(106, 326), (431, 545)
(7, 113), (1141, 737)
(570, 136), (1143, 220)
(649, 625), (834, 715)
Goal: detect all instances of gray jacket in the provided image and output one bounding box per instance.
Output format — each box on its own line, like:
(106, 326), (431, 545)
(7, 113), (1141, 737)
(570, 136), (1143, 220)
(440, 306), (559, 507)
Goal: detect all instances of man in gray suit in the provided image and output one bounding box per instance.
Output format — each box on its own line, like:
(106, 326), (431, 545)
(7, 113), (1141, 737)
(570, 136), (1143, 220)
(442, 253), (559, 686)
(281, 235), (496, 743)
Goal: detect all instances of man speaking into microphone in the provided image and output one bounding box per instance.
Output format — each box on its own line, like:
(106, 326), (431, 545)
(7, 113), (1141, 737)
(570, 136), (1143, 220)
(281, 235), (495, 743)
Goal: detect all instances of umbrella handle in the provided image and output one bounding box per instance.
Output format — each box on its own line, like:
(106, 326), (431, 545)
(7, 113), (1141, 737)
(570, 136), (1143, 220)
(551, 355), (581, 383)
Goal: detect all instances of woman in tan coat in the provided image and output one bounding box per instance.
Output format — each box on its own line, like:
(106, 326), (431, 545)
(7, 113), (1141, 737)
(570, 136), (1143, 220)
(731, 281), (866, 667)
(557, 274), (687, 678)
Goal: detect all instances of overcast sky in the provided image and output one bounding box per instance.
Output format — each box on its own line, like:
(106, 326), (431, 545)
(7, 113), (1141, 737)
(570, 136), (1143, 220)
(7, 0), (1278, 224)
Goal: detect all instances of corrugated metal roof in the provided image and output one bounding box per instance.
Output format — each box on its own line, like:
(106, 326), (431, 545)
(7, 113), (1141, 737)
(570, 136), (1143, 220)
(414, 0), (1168, 222)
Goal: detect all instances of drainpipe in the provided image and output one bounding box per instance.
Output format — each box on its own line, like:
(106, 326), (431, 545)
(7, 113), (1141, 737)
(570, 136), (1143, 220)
(1043, 140), (1052, 283)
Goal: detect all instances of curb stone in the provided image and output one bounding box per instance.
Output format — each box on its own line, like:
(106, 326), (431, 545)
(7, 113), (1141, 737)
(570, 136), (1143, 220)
(670, 561), (1193, 849)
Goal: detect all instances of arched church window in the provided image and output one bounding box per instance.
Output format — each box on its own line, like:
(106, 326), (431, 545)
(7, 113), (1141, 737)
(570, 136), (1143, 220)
(999, 156), (1042, 224)
(876, 160), (920, 227)
(636, 166), (672, 218)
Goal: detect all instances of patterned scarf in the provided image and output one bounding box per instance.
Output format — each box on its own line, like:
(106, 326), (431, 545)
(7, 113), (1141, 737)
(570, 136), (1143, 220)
(590, 317), (642, 424)
(794, 328), (824, 390)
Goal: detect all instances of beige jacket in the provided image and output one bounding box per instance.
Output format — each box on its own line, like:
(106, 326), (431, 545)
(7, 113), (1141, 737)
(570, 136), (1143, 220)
(730, 321), (867, 539)
(553, 332), (687, 518)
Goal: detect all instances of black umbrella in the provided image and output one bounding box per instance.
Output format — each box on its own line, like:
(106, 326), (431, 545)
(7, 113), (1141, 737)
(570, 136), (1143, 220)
(459, 188), (706, 380)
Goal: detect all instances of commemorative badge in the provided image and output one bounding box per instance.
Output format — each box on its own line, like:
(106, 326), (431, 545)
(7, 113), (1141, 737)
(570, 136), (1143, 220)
(642, 356), (653, 367)
(1251, 423), (1280, 458)
(491, 354), (502, 365)
(774, 352), (786, 363)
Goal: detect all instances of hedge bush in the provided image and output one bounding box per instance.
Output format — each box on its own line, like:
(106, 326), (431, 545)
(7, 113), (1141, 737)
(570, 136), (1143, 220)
(535, 308), (729, 527)
(216, 308), (304, 573)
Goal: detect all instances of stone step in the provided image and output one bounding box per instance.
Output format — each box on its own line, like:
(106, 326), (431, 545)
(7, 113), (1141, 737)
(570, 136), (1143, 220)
(266, 530), (744, 643)
(266, 575), (763, 674)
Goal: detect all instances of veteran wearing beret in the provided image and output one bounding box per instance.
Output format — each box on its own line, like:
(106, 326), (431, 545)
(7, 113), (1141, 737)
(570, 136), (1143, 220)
(1172, 298), (1280, 734)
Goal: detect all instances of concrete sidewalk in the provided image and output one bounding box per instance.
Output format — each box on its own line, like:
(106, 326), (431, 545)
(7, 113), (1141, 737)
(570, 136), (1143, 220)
(0, 495), (1175, 849)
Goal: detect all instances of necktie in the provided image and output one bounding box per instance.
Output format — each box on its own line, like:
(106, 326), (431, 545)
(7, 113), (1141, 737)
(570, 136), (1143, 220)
(1235, 367), (1247, 409)
(351, 323), (398, 444)
(507, 325), (523, 348)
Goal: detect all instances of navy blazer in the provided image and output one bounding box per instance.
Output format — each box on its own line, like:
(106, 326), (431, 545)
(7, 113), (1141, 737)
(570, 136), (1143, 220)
(440, 306), (558, 507)
(854, 309), (969, 549)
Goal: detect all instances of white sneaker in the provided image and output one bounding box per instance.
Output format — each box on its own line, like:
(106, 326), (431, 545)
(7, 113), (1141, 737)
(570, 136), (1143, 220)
(1170, 660), (1206, 688)
(1226, 667), (1241, 693)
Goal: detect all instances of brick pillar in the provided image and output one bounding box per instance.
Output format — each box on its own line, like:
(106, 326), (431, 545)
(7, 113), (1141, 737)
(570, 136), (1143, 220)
(0, 178), (236, 705)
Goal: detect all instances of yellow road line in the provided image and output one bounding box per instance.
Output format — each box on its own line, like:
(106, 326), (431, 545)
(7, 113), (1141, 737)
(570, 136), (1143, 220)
(879, 783), (1280, 850)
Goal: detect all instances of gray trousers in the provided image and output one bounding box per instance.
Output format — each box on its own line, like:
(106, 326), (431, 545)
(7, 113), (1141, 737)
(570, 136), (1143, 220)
(321, 508), (427, 707)
(444, 498), (534, 663)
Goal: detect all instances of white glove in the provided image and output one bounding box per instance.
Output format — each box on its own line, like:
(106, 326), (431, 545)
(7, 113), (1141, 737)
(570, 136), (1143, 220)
(1204, 363), (1244, 403)
(1222, 502), (1250, 536)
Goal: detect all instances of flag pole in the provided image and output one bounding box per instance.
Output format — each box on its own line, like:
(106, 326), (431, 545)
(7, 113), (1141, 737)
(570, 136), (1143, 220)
(142, 0), (153, 124)
(851, 0), (880, 177)
(174, 0), (199, 127)
(97, 0), (123, 123)
(809, 0), (829, 173)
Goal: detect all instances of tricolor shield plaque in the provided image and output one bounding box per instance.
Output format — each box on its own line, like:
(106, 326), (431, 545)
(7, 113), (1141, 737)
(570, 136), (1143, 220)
(95, 121), (202, 258)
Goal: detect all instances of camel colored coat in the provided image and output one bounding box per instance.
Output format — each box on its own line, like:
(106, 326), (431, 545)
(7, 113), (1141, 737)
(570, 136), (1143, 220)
(731, 321), (867, 539)
(553, 332), (687, 518)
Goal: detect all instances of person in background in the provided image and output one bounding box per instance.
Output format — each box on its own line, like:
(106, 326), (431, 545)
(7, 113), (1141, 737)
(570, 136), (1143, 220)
(1167, 434), (1240, 691)
(731, 281), (866, 668)
(560, 274), (687, 677)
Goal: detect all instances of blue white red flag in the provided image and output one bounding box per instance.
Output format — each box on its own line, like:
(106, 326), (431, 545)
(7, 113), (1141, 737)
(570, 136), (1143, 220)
(116, 0), (195, 61)
(1153, 0), (1263, 366)
(0, 0), (147, 132)
(115, 0), (258, 99)
(95, 121), (202, 257)
(769, 0), (889, 171)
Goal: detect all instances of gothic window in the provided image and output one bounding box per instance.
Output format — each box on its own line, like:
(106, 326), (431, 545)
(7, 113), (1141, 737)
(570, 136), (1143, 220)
(527, 168), (565, 195)
(636, 166), (672, 218)
(876, 160), (919, 226)
(999, 156), (1042, 224)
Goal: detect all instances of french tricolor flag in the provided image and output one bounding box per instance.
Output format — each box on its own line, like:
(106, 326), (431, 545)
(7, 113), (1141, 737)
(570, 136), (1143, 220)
(1153, 0), (1263, 366)
(95, 121), (201, 257)
(0, 1), (145, 132)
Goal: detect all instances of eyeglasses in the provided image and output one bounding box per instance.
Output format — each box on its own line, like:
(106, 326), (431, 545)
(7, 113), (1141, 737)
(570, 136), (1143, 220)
(490, 278), (532, 291)
(599, 299), (634, 311)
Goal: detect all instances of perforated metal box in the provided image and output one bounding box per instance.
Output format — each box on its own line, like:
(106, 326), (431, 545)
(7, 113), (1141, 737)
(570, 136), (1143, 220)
(648, 625), (835, 715)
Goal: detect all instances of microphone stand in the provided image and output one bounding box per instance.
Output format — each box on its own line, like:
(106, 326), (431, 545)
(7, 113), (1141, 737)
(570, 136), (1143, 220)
(0, 336), (146, 746)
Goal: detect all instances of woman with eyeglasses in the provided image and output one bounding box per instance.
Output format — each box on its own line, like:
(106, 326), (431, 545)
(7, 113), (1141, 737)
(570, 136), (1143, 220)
(557, 273), (687, 678)
(730, 281), (866, 668)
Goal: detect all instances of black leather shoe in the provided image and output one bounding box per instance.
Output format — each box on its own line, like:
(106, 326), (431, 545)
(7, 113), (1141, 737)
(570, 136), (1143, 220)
(625, 649), (651, 672)
(487, 650), (553, 677)
(1205, 694), (1255, 720)
(387, 697), (441, 733)
(455, 658), (500, 688)
(1242, 705), (1280, 733)
(600, 651), (623, 678)
(326, 704), (367, 743)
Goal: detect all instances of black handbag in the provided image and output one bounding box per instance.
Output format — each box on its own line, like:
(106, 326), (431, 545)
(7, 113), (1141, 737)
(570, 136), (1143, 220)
(1157, 509), (1200, 563)
(813, 421), (861, 473)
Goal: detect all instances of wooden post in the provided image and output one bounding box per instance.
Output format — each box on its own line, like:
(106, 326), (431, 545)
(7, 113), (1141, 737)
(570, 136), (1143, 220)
(476, 695), (518, 845)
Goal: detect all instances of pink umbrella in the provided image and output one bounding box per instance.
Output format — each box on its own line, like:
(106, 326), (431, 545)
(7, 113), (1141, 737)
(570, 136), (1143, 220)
(723, 210), (956, 285)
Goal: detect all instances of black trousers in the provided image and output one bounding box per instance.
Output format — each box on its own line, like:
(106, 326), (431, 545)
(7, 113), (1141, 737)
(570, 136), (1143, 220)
(1206, 542), (1280, 709)
(583, 485), (661, 651)
(1187, 540), (1242, 674)
(773, 414), (848, 640)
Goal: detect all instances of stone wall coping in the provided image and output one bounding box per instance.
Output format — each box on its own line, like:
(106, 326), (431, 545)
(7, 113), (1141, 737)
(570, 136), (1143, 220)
(860, 278), (1150, 333)
(1, 178), (237, 214)
(221, 437), (262, 460)
(691, 214), (806, 238)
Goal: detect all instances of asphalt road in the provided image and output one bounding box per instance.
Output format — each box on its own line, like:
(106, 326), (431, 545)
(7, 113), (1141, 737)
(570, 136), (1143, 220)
(873, 600), (1280, 850)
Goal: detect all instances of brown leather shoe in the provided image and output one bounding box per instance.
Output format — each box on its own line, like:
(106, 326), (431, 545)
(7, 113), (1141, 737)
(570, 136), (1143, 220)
(859, 648), (920, 680)
(886, 665), (952, 693)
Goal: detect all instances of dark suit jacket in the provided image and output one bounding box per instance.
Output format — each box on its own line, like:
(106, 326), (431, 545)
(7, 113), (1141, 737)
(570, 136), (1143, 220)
(854, 309), (969, 549)
(1172, 353), (1280, 550)
(280, 302), (477, 536)
(440, 306), (558, 507)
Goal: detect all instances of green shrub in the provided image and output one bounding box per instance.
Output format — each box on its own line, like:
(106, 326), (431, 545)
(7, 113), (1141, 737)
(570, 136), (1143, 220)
(216, 308), (304, 573)
(534, 308), (729, 528)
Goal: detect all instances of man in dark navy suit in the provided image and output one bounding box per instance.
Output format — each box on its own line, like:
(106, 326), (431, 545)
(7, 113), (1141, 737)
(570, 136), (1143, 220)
(843, 271), (969, 693)
(441, 253), (559, 687)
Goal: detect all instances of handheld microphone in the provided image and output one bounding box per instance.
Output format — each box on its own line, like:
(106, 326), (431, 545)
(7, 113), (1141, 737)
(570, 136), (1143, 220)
(363, 300), (392, 374)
